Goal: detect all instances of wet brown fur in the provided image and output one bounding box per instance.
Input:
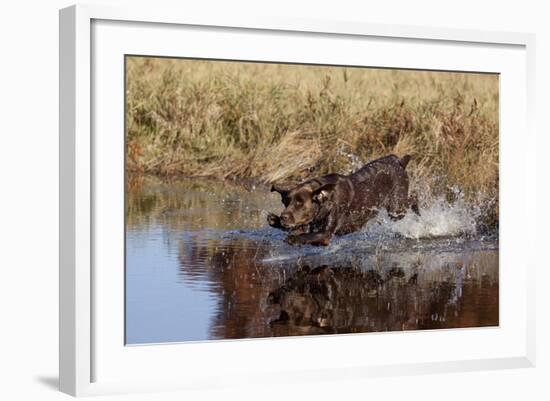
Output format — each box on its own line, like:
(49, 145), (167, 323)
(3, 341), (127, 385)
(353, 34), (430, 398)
(268, 154), (419, 246)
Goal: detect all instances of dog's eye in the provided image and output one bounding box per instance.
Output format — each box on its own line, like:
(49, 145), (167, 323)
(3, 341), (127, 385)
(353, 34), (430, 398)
(295, 200), (303, 206)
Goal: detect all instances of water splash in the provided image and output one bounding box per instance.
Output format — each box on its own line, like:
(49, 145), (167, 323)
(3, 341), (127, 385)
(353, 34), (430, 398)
(363, 192), (478, 240)
(330, 148), (487, 240)
(336, 146), (364, 174)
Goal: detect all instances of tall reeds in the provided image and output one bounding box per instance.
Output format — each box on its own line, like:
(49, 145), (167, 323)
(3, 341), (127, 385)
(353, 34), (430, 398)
(126, 57), (499, 228)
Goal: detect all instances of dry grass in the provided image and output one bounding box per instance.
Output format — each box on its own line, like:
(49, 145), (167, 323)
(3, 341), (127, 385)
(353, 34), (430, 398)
(126, 56), (499, 228)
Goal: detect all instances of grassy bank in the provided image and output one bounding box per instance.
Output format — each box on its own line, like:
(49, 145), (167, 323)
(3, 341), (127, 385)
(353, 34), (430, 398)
(126, 57), (499, 228)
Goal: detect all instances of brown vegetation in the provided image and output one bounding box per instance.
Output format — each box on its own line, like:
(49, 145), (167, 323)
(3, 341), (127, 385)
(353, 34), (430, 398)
(126, 57), (499, 227)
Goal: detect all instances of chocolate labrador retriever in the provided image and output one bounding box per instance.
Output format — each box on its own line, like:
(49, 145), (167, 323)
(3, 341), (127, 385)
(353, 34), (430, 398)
(267, 154), (419, 246)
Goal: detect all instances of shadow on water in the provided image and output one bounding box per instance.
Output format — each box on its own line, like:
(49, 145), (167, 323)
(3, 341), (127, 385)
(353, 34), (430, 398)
(125, 176), (498, 344)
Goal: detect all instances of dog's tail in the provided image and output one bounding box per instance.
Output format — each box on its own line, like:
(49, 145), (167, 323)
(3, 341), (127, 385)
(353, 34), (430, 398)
(399, 154), (412, 169)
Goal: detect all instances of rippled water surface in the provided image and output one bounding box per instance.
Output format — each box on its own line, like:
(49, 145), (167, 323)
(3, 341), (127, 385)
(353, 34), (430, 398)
(125, 177), (498, 344)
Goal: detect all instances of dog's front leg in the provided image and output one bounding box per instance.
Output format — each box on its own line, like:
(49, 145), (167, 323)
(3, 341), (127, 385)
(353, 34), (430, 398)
(285, 232), (333, 246)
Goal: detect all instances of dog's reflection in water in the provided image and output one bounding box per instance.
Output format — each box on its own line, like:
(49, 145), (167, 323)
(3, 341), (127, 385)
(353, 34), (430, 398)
(267, 264), (426, 336)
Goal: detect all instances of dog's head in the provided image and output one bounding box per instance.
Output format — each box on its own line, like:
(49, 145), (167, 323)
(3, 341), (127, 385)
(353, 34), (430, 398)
(271, 181), (336, 229)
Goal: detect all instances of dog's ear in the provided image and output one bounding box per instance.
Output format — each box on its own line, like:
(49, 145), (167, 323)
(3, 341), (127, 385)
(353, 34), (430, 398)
(312, 183), (336, 204)
(271, 183), (292, 197)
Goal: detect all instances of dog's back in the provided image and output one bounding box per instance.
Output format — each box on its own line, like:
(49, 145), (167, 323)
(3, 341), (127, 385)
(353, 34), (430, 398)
(342, 154), (415, 222)
(350, 154), (409, 184)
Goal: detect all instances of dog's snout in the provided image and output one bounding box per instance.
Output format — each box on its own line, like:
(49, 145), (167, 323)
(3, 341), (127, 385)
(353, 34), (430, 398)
(281, 212), (292, 225)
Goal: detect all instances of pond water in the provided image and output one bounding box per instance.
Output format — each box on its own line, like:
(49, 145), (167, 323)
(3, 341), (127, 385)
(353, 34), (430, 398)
(125, 177), (498, 345)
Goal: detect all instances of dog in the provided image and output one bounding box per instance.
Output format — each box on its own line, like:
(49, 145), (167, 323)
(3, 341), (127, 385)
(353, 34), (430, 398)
(267, 154), (419, 246)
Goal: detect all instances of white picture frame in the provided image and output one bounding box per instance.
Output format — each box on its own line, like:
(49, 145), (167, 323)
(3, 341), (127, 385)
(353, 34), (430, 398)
(59, 3), (536, 397)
